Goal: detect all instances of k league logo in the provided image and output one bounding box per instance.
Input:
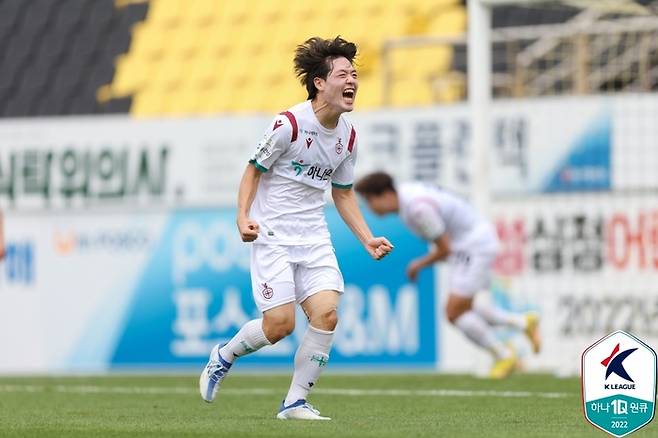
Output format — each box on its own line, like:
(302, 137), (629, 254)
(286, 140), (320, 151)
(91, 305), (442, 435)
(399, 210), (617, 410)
(602, 343), (637, 385)
(582, 331), (657, 437)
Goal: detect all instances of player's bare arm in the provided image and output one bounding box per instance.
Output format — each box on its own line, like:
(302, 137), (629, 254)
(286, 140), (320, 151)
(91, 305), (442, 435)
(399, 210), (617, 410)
(236, 164), (262, 242)
(331, 186), (393, 260)
(406, 234), (450, 281)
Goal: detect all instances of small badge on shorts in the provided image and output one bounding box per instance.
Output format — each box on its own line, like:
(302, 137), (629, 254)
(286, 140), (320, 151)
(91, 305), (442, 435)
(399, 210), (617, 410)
(261, 282), (274, 300)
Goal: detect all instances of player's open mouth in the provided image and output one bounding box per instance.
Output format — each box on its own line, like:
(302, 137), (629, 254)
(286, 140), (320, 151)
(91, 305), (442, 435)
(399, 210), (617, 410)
(342, 88), (355, 102)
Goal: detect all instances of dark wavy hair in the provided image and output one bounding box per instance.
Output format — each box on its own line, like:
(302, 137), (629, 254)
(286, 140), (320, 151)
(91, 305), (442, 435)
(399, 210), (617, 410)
(354, 172), (396, 197)
(293, 36), (357, 100)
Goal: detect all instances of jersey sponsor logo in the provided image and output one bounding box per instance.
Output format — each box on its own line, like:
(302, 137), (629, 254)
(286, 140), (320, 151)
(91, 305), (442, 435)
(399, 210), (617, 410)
(335, 138), (343, 154)
(261, 282), (273, 300)
(305, 137), (313, 148)
(291, 160), (333, 181)
(273, 120), (283, 131)
(301, 129), (318, 136)
(306, 165), (333, 181)
(291, 160), (310, 176)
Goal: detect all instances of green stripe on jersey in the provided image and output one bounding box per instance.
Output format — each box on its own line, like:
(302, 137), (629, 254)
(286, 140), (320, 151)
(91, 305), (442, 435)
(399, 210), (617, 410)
(331, 182), (353, 189)
(249, 159), (268, 173)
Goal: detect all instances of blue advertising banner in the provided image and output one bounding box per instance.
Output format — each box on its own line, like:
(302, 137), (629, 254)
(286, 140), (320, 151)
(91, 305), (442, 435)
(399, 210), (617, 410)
(110, 207), (437, 369)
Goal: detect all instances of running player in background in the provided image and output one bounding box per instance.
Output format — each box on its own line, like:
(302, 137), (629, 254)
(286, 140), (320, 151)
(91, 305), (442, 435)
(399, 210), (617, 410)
(355, 172), (540, 379)
(199, 37), (393, 420)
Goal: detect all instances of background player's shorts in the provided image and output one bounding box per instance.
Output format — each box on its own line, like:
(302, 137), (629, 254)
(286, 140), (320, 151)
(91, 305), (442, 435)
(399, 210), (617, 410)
(250, 242), (344, 312)
(448, 223), (499, 297)
(448, 250), (497, 297)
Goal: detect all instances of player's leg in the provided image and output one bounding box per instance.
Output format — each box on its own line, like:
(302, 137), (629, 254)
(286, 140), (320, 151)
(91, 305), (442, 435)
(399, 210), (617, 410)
(220, 303), (294, 363)
(288, 290), (338, 402)
(472, 297), (541, 353)
(447, 251), (517, 378)
(277, 243), (342, 420)
(447, 294), (514, 362)
(200, 244), (296, 402)
(277, 290), (338, 421)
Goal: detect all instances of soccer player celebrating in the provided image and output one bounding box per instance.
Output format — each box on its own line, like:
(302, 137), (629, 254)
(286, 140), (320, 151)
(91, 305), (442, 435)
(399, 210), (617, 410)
(355, 172), (540, 379)
(199, 37), (393, 420)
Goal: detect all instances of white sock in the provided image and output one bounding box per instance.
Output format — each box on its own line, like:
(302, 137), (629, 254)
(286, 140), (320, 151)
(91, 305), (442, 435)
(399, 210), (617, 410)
(453, 311), (512, 359)
(219, 318), (271, 363)
(473, 299), (527, 330)
(284, 325), (333, 406)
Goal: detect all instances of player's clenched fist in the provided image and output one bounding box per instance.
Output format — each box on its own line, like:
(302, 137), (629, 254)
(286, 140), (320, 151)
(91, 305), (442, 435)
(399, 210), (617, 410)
(237, 217), (260, 242)
(365, 236), (394, 260)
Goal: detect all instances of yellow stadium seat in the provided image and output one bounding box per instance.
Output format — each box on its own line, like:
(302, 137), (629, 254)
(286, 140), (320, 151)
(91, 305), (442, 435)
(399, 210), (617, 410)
(150, 54), (185, 91)
(185, 0), (219, 27)
(131, 87), (167, 117)
(427, 6), (467, 36)
(214, 1), (251, 28)
(356, 75), (384, 109)
(147, 0), (186, 28)
(168, 24), (209, 59)
(118, 0), (465, 115)
(188, 57), (224, 89)
(390, 78), (434, 107)
(129, 22), (169, 60)
(111, 54), (152, 97)
(163, 86), (201, 115)
(389, 46), (452, 81)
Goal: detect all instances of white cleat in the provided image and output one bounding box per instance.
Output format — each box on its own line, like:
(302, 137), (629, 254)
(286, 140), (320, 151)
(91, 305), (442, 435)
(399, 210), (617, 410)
(199, 344), (232, 403)
(276, 399), (331, 420)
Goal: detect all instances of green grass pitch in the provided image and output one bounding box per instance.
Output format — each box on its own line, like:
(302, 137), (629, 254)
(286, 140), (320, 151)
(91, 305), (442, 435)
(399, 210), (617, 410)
(0, 373), (655, 437)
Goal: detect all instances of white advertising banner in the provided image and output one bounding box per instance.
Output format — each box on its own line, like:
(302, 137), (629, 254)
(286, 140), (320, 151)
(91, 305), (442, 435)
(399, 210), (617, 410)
(0, 208), (437, 373)
(0, 93), (656, 213)
(0, 115), (272, 210)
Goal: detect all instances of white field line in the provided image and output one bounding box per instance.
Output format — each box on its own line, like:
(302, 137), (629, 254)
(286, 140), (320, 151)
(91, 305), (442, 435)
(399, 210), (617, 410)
(0, 384), (569, 399)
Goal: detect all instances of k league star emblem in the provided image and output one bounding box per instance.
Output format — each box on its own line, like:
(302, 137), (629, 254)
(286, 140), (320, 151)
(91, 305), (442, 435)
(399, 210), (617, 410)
(582, 331), (657, 437)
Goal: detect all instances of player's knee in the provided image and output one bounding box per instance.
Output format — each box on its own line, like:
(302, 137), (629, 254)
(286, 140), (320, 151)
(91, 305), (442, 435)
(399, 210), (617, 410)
(263, 315), (295, 343)
(446, 302), (469, 324)
(446, 307), (460, 324)
(318, 308), (338, 331)
(309, 307), (338, 331)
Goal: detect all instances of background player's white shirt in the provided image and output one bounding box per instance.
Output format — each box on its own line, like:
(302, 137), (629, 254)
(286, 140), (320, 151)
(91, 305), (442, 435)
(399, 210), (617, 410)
(397, 182), (498, 253)
(249, 100), (357, 245)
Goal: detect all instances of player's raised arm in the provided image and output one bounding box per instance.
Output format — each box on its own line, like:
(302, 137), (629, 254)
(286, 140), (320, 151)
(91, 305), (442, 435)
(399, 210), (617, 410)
(237, 113), (293, 242)
(236, 164), (262, 242)
(331, 186), (393, 260)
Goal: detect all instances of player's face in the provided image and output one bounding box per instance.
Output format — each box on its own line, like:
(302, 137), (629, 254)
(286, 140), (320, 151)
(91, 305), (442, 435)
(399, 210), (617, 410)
(317, 57), (358, 112)
(366, 192), (395, 216)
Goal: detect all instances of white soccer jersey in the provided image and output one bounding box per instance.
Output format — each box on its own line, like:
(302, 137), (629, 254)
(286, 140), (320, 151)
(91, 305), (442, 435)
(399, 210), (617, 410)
(397, 182), (497, 252)
(249, 100), (358, 245)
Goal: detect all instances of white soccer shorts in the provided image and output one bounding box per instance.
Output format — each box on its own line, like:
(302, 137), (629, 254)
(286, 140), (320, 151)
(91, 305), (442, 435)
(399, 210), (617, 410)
(250, 242), (344, 312)
(448, 250), (497, 297)
(448, 224), (499, 297)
